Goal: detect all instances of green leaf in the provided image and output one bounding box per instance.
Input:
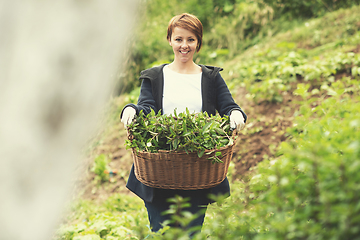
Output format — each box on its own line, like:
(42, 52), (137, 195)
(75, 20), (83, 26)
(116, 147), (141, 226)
(202, 121), (212, 134)
(198, 149), (205, 158)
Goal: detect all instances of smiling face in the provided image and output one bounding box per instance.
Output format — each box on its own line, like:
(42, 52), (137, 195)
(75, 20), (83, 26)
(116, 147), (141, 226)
(169, 27), (198, 64)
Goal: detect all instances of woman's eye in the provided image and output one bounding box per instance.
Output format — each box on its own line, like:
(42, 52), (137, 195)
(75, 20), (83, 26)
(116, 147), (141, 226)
(175, 39), (182, 42)
(189, 39), (195, 42)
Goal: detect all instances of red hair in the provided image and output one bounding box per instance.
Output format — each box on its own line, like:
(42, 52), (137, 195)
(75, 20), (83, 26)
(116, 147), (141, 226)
(167, 13), (203, 52)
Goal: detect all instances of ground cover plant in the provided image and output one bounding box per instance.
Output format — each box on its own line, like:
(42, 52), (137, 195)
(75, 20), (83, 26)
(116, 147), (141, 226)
(55, 194), (149, 240)
(199, 81), (360, 240)
(55, 2), (360, 240)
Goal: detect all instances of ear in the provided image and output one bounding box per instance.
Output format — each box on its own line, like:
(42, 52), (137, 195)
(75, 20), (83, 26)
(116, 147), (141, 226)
(168, 39), (172, 46)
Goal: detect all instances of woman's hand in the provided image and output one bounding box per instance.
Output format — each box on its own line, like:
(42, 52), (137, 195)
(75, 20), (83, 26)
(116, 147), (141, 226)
(121, 107), (136, 128)
(230, 110), (245, 132)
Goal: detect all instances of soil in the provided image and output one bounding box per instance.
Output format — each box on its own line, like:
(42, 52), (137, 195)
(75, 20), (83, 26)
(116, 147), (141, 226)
(231, 87), (298, 178)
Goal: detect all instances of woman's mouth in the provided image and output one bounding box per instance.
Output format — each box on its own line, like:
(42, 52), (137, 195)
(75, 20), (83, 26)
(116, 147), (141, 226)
(180, 50), (190, 54)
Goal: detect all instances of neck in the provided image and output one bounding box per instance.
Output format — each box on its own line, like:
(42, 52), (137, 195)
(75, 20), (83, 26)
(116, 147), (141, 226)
(168, 61), (201, 74)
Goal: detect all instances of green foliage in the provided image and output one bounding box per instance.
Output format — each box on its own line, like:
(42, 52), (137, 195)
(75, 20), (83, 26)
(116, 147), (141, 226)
(160, 196), (204, 238)
(204, 0), (274, 58)
(54, 194), (148, 240)
(90, 154), (110, 183)
(235, 42), (360, 103)
(263, 0), (360, 19)
(126, 109), (234, 162)
(244, 93), (360, 239)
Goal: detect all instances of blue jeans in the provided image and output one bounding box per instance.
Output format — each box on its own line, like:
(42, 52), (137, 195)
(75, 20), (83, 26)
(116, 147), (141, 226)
(144, 188), (211, 235)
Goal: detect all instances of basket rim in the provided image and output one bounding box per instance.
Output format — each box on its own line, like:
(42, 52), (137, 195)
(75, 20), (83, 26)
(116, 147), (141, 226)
(133, 140), (235, 155)
(129, 129), (236, 155)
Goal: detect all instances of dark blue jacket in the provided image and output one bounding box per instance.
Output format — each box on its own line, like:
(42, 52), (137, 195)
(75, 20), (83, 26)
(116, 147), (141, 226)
(121, 64), (247, 203)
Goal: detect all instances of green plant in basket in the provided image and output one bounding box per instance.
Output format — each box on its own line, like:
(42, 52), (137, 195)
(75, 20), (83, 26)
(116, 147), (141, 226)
(125, 109), (235, 163)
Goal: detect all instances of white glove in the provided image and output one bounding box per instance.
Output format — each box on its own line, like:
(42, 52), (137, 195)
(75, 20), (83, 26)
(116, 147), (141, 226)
(121, 107), (136, 128)
(230, 110), (245, 132)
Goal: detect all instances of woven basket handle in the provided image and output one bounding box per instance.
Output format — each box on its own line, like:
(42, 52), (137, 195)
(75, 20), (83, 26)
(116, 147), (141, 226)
(127, 130), (134, 140)
(231, 128), (238, 137)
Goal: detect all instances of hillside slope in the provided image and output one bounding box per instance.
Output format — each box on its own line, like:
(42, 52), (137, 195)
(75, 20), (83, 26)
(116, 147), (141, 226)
(56, 5), (360, 240)
(76, 5), (360, 201)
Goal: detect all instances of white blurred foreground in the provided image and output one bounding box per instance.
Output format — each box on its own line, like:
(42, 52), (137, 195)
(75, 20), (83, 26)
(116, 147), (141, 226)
(0, 1), (138, 239)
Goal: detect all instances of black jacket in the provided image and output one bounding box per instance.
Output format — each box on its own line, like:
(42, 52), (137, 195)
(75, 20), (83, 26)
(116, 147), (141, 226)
(121, 64), (247, 202)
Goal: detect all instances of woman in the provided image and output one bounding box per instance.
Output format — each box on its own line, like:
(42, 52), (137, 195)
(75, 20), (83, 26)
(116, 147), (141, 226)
(120, 13), (247, 235)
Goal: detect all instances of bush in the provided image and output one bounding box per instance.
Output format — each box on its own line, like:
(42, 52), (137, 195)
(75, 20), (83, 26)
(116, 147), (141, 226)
(195, 83), (360, 240)
(263, 0), (360, 19)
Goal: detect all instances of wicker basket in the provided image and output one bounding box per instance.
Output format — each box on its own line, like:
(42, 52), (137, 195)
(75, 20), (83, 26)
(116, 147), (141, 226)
(130, 140), (235, 190)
